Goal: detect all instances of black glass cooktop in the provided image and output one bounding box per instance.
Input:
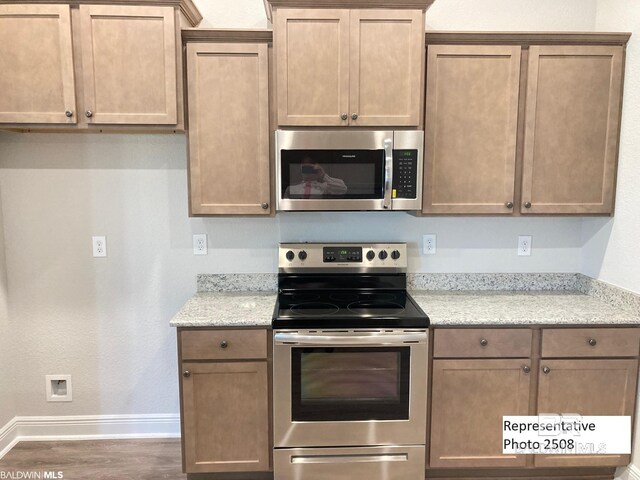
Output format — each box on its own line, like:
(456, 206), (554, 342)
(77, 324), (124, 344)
(272, 290), (429, 329)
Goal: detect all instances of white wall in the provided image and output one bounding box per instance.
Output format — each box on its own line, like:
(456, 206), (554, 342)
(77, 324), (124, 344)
(0, 0), (609, 418)
(581, 1), (640, 297)
(0, 187), (14, 426)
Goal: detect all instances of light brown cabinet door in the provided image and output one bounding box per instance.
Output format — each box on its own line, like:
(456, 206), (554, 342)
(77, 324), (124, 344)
(430, 359), (531, 468)
(186, 42), (270, 215)
(0, 4), (76, 124)
(535, 359), (638, 467)
(423, 45), (521, 214)
(182, 361), (270, 473)
(275, 8), (350, 126)
(349, 10), (423, 126)
(79, 5), (177, 125)
(521, 46), (623, 214)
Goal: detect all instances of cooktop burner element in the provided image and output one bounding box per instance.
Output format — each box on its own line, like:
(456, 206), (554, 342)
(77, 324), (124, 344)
(273, 243), (429, 329)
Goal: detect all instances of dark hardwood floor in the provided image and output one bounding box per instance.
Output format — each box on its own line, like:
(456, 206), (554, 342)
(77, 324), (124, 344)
(0, 439), (187, 480)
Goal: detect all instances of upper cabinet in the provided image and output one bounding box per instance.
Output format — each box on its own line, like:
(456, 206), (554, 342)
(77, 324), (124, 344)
(79, 5), (177, 125)
(521, 46), (624, 215)
(0, 0), (202, 130)
(423, 33), (630, 216)
(274, 7), (425, 127)
(0, 4), (76, 124)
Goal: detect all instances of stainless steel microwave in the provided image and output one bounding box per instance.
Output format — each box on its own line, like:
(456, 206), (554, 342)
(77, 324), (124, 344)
(275, 130), (424, 211)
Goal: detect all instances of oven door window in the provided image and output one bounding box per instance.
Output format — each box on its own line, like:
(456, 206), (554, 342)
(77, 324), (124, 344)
(291, 347), (410, 421)
(281, 149), (385, 200)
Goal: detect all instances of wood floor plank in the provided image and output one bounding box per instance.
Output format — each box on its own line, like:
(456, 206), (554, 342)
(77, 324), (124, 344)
(0, 439), (187, 480)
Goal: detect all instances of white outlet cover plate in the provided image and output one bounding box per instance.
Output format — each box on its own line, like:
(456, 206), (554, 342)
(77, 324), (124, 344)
(92, 236), (107, 257)
(518, 235), (532, 256)
(193, 234), (207, 255)
(46, 374), (72, 402)
(423, 234), (436, 255)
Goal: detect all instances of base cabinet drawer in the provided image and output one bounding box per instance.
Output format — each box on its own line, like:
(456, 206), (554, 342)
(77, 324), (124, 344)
(181, 329), (268, 360)
(542, 328), (640, 357)
(434, 328), (532, 358)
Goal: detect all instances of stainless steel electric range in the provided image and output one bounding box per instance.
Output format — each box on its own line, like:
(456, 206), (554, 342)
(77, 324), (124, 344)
(272, 243), (429, 480)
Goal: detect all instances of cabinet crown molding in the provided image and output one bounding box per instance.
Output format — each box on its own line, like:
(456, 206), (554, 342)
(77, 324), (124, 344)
(182, 28), (273, 44)
(264, 0), (435, 22)
(425, 31), (632, 46)
(0, 0), (203, 26)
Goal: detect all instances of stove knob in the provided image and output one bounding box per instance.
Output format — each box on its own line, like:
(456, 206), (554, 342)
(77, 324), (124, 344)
(366, 250), (375, 261)
(391, 250), (401, 260)
(298, 250), (307, 261)
(285, 250), (295, 261)
(378, 250), (388, 260)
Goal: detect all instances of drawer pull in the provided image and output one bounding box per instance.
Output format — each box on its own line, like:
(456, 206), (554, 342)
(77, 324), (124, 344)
(542, 366), (551, 375)
(588, 338), (597, 347)
(522, 365), (531, 374)
(220, 340), (229, 349)
(183, 370), (191, 378)
(479, 338), (488, 347)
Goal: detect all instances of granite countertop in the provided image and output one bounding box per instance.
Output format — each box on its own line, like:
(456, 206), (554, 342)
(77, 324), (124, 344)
(410, 291), (639, 326)
(170, 290), (639, 328)
(170, 292), (276, 327)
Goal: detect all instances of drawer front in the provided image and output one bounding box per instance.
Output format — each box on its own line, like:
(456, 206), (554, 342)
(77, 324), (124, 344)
(542, 328), (640, 358)
(434, 328), (532, 358)
(181, 329), (268, 360)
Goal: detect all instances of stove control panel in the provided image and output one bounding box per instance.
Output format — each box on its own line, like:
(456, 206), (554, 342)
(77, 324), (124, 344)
(279, 243), (407, 271)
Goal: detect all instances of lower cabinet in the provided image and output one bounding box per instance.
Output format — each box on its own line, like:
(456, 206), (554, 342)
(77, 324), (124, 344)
(430, 359), (531, 467)
(179, 328), (271, 474)
(430, 327), (640, 475)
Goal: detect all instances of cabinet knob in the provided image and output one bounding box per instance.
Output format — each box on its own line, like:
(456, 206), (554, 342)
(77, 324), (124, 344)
(506, 201), (514, 209)
(65, 110), (73, 118)
(522, 365), (531, 374)
(588, 338), (597, 347)
(261, 202), (269, 210)
(542, 366), (551, 374)
(480, 338), (488, 347)
(85, 110), (93, 118)
(183, 370), (191, 378)
(220, 340), (228, 349)
(351, 113), (358, 120)
(341, 113), (348, 121)
(524, 201), (532, 209)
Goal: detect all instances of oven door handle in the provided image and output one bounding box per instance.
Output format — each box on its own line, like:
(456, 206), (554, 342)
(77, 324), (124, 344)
(274, 332), (426, 346)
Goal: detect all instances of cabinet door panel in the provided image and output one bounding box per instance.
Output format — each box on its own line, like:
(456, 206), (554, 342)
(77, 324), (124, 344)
(536, 359), (638, 467)
(423, 45), (521, 214)
(522, 46), (623, 214)
(182, 361), (270, 473)
(186, 43), (270, 215)
(430, 359), (531, 468)
(275, 9), (349, 126)
(79, 5), (177, 125)
(349, 9), (423, 126)
(0, 4), (76, 124)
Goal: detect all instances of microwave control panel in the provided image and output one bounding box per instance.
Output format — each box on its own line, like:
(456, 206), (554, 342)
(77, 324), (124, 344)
(392, 149), (418, 199)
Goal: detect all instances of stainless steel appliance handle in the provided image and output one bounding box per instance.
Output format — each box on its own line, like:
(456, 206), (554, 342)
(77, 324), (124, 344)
(291, 453), (409, 464)
(382, 138), (393, 210)
(274, 332), (426, 346)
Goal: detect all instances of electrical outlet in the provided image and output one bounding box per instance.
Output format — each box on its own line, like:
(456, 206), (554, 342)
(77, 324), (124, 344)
(518, 235), (532, 256)
(423, 234), (436, 255)
(92, 236), (107, 257)
(193, 234), (207, 255)
(46, 375), (72, 402)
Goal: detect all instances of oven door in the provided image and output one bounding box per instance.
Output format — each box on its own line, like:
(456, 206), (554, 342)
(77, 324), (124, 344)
(276, 130), (393, 211)
(273, 329), (428, 448)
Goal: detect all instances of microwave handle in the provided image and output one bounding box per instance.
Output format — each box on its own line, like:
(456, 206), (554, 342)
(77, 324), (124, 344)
(383, 138), (393, 210)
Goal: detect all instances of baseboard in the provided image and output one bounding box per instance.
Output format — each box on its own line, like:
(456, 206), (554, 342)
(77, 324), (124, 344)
(0, 417), (19, 460)
(0, 414), (180, 460)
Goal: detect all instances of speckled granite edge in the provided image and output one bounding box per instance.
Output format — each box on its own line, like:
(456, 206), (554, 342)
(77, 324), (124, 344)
(576, 274), (640, 317)
(197, 274), (277, 292)
(407, 273), (581, 291)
